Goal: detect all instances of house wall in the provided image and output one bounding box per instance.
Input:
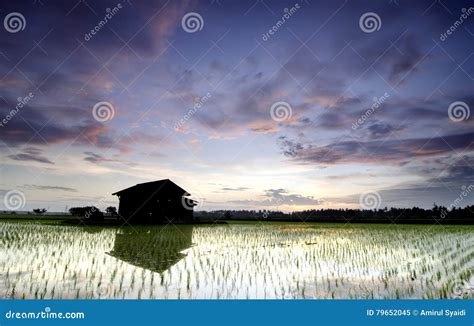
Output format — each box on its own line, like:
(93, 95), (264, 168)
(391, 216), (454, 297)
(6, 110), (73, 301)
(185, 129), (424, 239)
(118, 193), (194, 224)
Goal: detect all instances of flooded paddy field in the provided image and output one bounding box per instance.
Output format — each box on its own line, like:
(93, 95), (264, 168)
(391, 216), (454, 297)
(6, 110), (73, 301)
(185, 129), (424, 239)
(1, 221), (473, 299)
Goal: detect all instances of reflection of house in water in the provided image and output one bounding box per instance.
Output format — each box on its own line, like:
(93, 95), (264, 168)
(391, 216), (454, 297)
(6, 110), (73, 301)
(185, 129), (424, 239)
(107, 225), (193, 273)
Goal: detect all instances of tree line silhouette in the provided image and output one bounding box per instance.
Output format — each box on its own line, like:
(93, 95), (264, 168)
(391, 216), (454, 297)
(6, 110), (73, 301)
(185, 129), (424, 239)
(21, 203), (472, 225)
(68, 206), (117, 220)
(196, 204), (474, 224)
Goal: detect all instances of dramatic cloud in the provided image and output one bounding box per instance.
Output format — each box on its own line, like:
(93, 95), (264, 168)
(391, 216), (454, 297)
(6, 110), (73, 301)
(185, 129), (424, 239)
(83, 152), (119, 164)
(23, 184), (78, 192)
(221, 187), (251, 192)
(7, 147), (54, 164)
(264, 189), (323, 206)
(229, 189), (322, 207)
(279, 132), (474, 165)
(0, 0), (472, 210)
(387, 35), (424, 84)
(83, 151), (138, 167)
(0, 101), (116, 150)
(367, 123), (405, 137)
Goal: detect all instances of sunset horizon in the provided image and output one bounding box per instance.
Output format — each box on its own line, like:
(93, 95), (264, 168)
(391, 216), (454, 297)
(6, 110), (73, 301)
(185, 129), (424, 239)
(1, 0), (473, 214)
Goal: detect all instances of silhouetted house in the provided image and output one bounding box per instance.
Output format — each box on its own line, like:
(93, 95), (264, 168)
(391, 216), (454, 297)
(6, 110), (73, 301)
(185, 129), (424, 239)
(112, 179), (197, 224)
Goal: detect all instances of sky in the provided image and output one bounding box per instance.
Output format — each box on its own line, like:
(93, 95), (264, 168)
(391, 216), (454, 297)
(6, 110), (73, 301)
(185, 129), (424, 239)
(0, 0), (473, 212)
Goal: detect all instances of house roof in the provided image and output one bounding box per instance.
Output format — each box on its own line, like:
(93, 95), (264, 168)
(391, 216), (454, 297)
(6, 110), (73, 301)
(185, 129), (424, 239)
(112, 179), (191, 196)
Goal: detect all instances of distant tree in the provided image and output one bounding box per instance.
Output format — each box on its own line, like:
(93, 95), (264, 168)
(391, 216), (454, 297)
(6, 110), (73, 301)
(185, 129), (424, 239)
(83, 206), (103, 220)
(106, 206), (117, 217)
(69, 206), (103, 220)
(69, 207), (86, 216)
(32, 208), (47, 216)
(223, 211), (232, 219)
